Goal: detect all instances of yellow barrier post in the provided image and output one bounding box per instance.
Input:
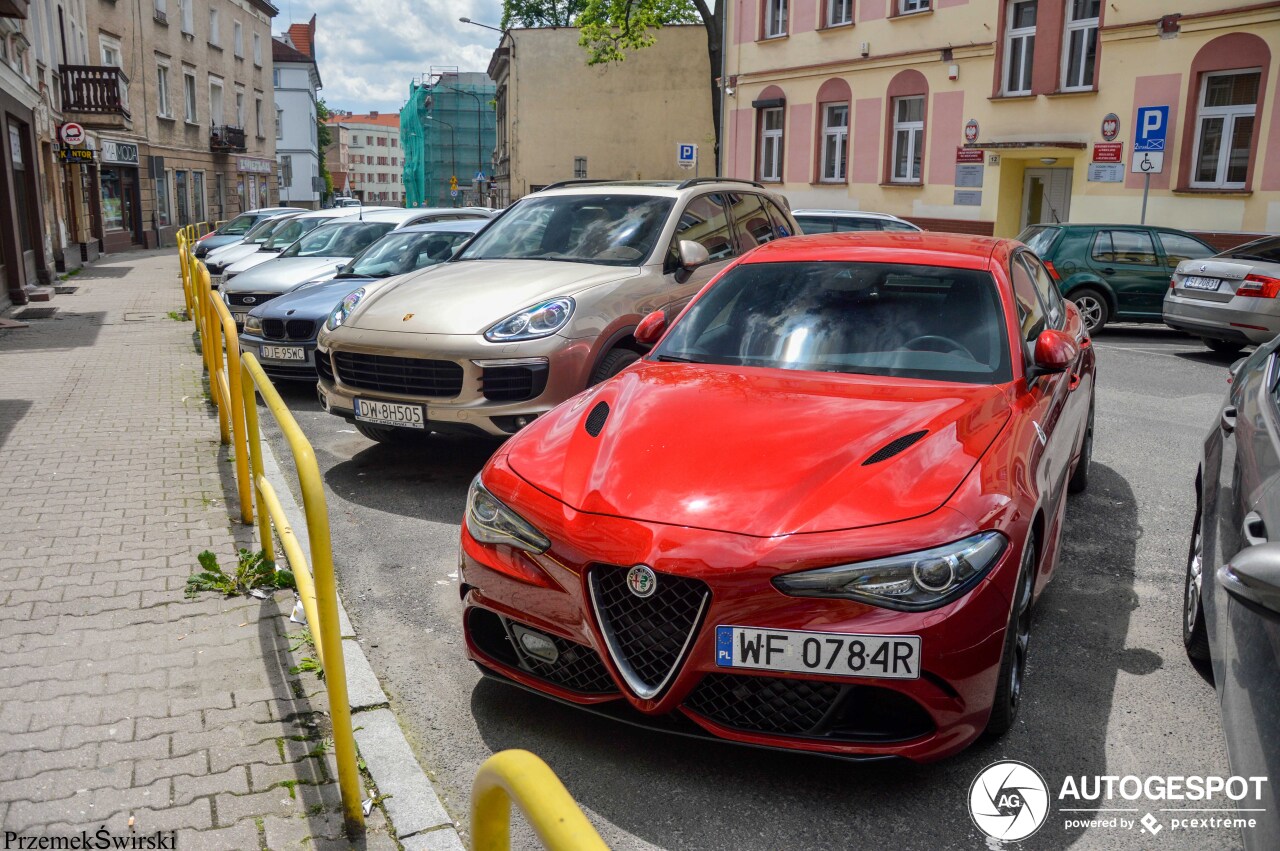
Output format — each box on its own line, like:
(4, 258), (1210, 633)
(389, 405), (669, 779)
(471, 750), (609, 851)
(203, 270), (252, 523)
(200, 275), (229, 445)
(239, 352), (364, 835)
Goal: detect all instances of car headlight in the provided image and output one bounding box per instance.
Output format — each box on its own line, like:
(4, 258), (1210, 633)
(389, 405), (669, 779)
(484, 297), (575, 343)
(244, 315), (262, 333)
(772, 531), (1008, 612)
(326, 286), (367, 331)
(465, 476), (550, 554)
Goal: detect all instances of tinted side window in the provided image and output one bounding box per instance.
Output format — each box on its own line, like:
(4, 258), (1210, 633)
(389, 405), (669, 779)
(795, 215), (835, 234)
(671, 193), (735, 265)
(1093, 230), (1157, 266)
(883, 220), (920, 232)
(836, 218), (881, 232)
(728, 194), (782, 251)
(1158, 232), (1215, 267)
(1010, 257), (1047, 343)
(1019, 252), (1063, 329)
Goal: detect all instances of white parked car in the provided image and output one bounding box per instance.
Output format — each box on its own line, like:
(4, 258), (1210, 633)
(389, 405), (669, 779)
(792, 209), (922, 234)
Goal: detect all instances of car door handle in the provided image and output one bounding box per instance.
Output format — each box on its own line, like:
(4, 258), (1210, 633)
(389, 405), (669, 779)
(1069, 372), (1082, 391)
(1101, 267), (1117, 275)
(1243, 512), (1268, 546)
(1221, 406), (1237, 434)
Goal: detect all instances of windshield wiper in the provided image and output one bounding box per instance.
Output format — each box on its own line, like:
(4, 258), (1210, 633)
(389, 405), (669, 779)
(332, 272), (362, 279)
(655, 354), (703, 363)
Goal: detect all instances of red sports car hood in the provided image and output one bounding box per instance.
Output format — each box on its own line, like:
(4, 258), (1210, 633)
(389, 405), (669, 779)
(506, 362), (1010, 537)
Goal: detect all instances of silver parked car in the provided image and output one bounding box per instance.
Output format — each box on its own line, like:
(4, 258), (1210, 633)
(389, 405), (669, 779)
(315, 178), (799, 443)
(1164, 235), (1280, 354)
(792, 209), (922, 234)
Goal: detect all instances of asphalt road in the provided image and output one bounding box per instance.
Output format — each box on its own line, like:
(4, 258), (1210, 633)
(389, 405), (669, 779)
(264, 325), (1244, 850)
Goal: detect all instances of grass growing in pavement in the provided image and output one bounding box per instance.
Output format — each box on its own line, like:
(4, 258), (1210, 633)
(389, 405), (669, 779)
(166, 310), (189, 322)
(185, 548), (295, 599)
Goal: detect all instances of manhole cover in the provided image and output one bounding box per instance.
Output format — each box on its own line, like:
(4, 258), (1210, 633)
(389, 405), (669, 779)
(54, 286), (79, 295)
(12, 308), (57, 320)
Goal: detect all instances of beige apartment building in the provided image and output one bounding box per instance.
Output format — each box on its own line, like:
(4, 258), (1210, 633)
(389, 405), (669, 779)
(77, 0), (278, 251)
(723, 1), (1280, 242)
(488, 26), (716, 206)
(326, 111), (402, 204)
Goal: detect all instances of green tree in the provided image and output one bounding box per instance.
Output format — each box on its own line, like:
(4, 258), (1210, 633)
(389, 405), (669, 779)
(501, 0), (586, 28)
(316, 99), (335, 201)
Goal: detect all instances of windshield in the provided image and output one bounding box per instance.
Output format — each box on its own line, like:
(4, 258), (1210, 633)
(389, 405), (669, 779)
(280, 222), (396, 259)
(218, 214), (258, 236)
(1223, 236), (1280, 263)
(264, 217), (331, 250)
(654, 261), (1012, 385)
(456, 193), (672, 265)
(1017, 226), (1059, 256)
(343, 230), (475, 277)
(245, 216), (287, 243)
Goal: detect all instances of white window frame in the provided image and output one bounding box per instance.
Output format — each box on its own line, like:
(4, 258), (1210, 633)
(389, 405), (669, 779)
(154, 0), (167, 17)
(183, 68), (197, 123)
(891, 95), (925, 183)
(820, 102), (849, 182)
(276, 105), (283, 140)
(234, 87), (245, 128)
(1002, 0), (1037, 97)
(208, 76), (224, 126)
(759, 107), (784, 182)
(156, 57), (171, 118)
(1060, 0), (1100, 92)
(827, 0), (853, 27)
(208, 8), (220, 47)
(764, 0), (788, 38)
(233, 21), (243, 58)
(253, 33), (262, 66)
(899, 0), (930, 14)
(180, 0), (194, 36)
(1190, 69), (1261, 190)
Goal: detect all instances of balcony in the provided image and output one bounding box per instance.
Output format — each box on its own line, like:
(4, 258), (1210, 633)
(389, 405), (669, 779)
(210, 125), (247, 153)
(60, 65), (131, 129)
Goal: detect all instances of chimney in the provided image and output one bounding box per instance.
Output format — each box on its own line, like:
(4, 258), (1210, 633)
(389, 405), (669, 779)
(370, 111), (378, 119)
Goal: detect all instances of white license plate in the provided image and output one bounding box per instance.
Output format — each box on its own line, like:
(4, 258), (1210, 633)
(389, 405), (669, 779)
(715, 626), (921, 680)
(354, 398), (425, 429)
(1182, 275), (1222, 291)
(261, 345), (305, 361)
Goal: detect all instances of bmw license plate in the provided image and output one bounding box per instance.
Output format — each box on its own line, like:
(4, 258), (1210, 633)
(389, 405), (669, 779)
(261, 345), (305, 361)
(354, 398), (425, 429)
(1181, 275), (1221, 291)
(716, 626), (921, 680)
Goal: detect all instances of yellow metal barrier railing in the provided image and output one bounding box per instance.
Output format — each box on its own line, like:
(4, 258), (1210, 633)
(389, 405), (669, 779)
(240, 351), (363, 833)
(201, 267), (253, 523)
(472, 750), (608, 851)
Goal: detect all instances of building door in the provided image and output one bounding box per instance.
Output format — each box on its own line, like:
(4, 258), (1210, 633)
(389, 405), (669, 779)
(175, 170), (189, 226)
(1021, 167), (1073, 230)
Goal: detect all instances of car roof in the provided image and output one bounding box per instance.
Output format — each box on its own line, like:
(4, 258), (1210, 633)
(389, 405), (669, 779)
(529, 178), (781, 199)
(245, 207), (307, 215)
(396, 220), (486, 234)
(792, 209), (909, 222)
(1026, 222), (1203, 235)
(743, 232), (1006, 269)
(292, 206), (393, 220)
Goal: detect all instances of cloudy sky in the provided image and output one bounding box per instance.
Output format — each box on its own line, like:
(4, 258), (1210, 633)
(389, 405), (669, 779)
(278, 0), (506, 114)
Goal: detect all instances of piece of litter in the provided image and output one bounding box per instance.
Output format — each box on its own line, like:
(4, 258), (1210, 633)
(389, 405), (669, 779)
(446, 572), (458, 579)
(249, 588), (270, 599)
(435, 580), (448, 585)
(339, 429), (356, 434)
(238, 622), (248, 627)
(290, 599), (306, 624)
(176, 635), (186, 640)
(127, 816), (134, 830)
(362, 799), (374, 816)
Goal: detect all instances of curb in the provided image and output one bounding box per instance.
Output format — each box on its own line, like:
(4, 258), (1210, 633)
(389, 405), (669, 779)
(258, 439), (466, 851)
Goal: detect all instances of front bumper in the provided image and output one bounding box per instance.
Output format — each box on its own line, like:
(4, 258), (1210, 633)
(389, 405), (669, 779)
(315, 328), (596, 437)
(1164, 291), (1280, 345)
(459, 456), (1016, 763)
(238, 332), (319, 382)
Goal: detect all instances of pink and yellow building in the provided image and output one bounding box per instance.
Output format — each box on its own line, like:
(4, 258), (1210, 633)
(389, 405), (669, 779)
(722, 1), (1280, 242)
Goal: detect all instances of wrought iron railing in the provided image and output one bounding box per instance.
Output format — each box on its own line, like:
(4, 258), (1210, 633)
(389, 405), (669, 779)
(210, 125), (247, 153)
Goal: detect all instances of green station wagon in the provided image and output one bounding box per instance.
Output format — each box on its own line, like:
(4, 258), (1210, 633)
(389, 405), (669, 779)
(1017, 223), (1216, 333)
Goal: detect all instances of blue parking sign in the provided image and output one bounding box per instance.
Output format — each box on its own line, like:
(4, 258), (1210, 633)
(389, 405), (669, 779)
(1134, 106), (1170, 152)
(677, 143), (697, 169)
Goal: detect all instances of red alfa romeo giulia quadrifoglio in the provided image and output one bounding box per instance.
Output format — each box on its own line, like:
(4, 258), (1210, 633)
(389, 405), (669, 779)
(459, 232), (1096, 762)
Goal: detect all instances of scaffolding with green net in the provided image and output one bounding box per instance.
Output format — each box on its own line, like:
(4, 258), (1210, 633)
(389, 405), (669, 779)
(401, 68), (497, 208)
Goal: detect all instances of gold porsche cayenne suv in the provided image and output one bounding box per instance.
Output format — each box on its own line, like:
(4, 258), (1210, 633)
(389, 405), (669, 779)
(315, 179), (799, 443)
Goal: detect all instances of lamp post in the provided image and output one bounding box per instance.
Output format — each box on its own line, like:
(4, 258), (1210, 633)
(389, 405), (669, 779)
(445, 85), (487, 199)
(458, 17), (503, 33)
(425, 115), (456, 207)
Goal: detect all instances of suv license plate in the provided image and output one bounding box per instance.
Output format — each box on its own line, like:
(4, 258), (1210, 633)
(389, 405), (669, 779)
(261, 345), (304, 361)
(354, 398), (425, 429)
(715, 626), (921, 680)
(1182, 276), (1221, 291)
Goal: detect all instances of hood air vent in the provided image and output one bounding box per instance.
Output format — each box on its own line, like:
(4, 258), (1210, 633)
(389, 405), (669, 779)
(862, 430), (928, 466)
(584, 401), (610, 437)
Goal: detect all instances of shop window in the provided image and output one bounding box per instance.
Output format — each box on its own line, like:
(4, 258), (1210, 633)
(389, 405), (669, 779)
(1061, 0), (1100, 91)
(1002, 1), (1037, 96)
(758, 107), (784, 182)
(820, 103), (849, 182)
(891, 96), (924, 182)
(1191, 70), (1260, 189)
(764, 0), (788, 38)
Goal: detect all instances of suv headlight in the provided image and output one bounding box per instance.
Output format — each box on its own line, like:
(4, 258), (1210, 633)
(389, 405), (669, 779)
(484, 297), (575, 343)
(244, 315), (262, 334)
(772, 531), (1007, 612)
(326, 287), (367, 331)
(466, 476), (550, 554)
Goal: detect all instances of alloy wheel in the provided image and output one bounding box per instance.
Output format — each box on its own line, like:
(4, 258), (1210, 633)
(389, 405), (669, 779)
(1185, 526), (1203, 636)
(1009, 554), (1035, 709)
(1075, 295), (1104, 332)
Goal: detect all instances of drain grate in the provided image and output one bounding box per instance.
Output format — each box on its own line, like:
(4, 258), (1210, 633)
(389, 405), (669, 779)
(54, 286), (79, 295)
(12, 308), (57, 320)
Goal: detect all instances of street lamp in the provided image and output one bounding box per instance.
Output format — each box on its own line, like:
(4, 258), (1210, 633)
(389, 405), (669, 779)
(424, 115), (456, 207)
(445, 85), (487, 194)
(458, 17), (503, 33)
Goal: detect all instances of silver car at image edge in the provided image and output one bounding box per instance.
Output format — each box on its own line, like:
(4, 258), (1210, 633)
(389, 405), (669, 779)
(1164, 234), (1280, 355)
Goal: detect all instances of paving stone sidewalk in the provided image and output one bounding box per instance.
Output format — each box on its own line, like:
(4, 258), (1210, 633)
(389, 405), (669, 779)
(0, 251), (397, 849)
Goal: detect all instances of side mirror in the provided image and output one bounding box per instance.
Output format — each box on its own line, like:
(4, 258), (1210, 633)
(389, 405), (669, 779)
(1218, 543), (1280, 616)
(1031, 328), (1078, 374)
(678, 239), (710, 271)
(635, 310), (667, 347)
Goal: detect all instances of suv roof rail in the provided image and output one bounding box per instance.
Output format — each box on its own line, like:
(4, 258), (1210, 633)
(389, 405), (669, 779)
(537, 179), (613, 192)
(675, 177), (766, 190)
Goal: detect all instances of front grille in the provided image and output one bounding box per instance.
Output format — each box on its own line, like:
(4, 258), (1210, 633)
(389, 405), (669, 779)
(259, 362), (320, 382)
(227, 292), (279, 308)
(333, 352), (463, 397)
(588, 565), (709, 699)
(685, 675), (936, 742)
(315, 352), (334, 382)
(481, 364), (549, 402)
(261, 318), (316, 341)
(467, 608), (617, 696)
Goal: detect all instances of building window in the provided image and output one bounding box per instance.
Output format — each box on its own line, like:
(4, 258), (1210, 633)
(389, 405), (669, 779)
(820, 103), (849, 181)
(898, 0), (930, 13)
(255, 94), (264, 137)
(764, 0), (788, 38)
(209, 77), (224, 125)
(276, 106), (283, 139)
(1061, 0), (1100, 91)
(193, 171), (205, 223)
(157, 171), (172, 227)
(235, 89), (244, 127)
(180, 0), (193, 35)
(280, 155), (293, 187)
(233, 21), (243, 58)
(391, 138), (397, 148)
(827, 0), (852, 27)
(573, 156), (587, 178)
(208, 8), (220, 46)
(1002, 1), (1037, 96)
(154, 0), (166, 15)
(99, 35), (128, 108)
(183, 69), (197, 122)
(253, 33), (263, 66)
(1191, 70), (1261, 189)
(156, 61), (171, 118)
(272, 68), (280, 87)
(758, 107), (783, 181)
(891, 95), (924, 182)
